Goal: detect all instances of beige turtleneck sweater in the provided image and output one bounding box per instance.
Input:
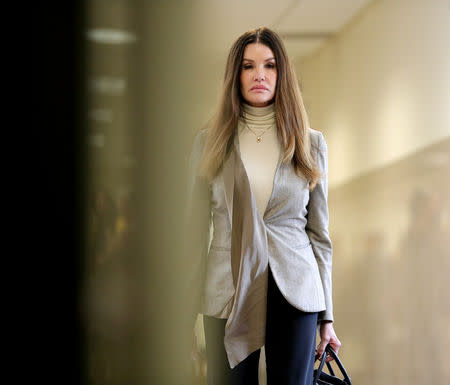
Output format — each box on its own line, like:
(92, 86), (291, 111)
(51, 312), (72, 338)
(238, 102), (281, 217)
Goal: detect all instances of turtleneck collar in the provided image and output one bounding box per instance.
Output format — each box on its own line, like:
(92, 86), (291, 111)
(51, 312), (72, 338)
(241, 101), (275, 128)
(242, 101), (275, 117)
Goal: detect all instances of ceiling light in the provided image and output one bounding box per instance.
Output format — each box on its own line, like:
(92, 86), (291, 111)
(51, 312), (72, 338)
(86, 28), (137, 44)
(91, 76), (126, 95)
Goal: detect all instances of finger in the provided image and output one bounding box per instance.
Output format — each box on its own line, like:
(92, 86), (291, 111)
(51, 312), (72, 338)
(316, 342), (326, 360)
(329, 339), (341, 355)
(314, 347), (320, 359)
(319, 337), (331, 353)
(316, 344), (324, 358)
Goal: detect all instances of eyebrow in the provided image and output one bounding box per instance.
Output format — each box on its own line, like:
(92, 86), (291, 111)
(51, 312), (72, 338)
(242, 57), (275, 62)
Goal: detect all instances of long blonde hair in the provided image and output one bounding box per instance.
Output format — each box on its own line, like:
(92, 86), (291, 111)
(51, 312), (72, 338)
(198, 26), (322, 190)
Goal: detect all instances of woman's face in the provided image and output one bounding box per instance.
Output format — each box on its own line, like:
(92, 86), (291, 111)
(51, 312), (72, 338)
(239, 43), (277, 107)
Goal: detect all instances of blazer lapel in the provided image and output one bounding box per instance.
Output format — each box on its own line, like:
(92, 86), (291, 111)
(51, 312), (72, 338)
(221, 136), (236, 225)
(222, 130), (270, 369)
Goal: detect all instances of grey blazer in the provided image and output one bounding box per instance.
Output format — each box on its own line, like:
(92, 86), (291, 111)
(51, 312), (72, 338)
(184, 126), (333, 368)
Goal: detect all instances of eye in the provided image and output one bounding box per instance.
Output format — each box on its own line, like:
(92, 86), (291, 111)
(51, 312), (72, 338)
(241, 63), (275, 70)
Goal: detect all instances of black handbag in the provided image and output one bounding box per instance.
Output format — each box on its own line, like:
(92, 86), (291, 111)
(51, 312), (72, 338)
(313, 344), (352, 385)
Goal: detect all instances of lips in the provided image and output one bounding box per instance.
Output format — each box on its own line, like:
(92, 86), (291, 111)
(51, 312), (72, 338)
(251, 85), (268, 91)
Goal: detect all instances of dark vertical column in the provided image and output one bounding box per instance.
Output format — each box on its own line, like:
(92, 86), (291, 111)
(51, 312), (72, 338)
(33, 1), (86, 384)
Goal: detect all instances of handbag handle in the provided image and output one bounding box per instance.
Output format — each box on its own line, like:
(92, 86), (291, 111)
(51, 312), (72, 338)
(313, 344), (352, 385)
(326, 360), (335, 377)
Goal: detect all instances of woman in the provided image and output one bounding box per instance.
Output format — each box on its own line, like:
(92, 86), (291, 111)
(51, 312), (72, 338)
(185, 26), (340, 385)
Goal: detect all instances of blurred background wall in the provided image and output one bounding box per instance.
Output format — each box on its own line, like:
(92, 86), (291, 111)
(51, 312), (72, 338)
(299, 0), (450, 186)
(298, 1), (450, 384)
(75, 1), (450, 384)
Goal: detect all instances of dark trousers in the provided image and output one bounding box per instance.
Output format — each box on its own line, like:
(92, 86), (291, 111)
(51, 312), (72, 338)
(203, 266), (318, 385)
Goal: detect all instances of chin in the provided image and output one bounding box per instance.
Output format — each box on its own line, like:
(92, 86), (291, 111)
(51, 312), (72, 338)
(246, 96), (273, 107)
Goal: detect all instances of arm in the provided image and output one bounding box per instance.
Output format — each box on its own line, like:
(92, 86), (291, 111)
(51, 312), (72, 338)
(305, 131), (341, 361)
(305, 131), (333, 323)
(182, 129), (212, 330)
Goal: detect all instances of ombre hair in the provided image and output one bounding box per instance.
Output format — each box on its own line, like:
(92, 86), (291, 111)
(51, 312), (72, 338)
(198, 26), (322, 190)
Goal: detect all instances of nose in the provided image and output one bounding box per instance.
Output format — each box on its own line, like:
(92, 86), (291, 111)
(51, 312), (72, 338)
(254, 70), (265, 82)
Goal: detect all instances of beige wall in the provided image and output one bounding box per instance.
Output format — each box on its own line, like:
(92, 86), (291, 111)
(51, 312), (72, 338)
(294, 2), (450, 384)
(297, 0), (450, 188)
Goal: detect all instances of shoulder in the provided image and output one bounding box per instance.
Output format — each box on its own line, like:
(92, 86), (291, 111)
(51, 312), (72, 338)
(192, 127), (208, 146)
(306, 127), (327, 151)
(190, 127), (208, 156)
(188, 128), (208, 168)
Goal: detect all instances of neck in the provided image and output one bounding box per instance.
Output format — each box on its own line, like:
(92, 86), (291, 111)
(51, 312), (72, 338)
(241, 101), (276, 128)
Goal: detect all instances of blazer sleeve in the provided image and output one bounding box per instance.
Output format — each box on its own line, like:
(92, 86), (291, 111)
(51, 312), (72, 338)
(182, 129), (212, 329)
(305, 131), (334, 323)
